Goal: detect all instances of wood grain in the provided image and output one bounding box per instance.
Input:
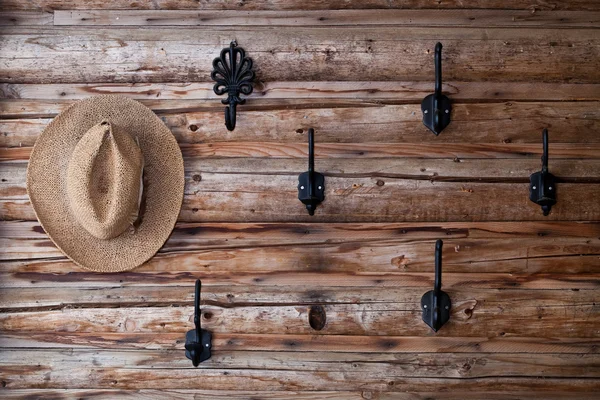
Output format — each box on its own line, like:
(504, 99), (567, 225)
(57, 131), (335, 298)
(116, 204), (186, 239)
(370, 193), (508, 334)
(4, 82), (600, 102)
(1, 26), (599, 83)
(1, 3), (599, 398)
(2, 0), (600, 11)
(1, 389), (599, 400)
(0, 364), (597, 392)
(3, 166), (600, 221)
(0, 349), (597, 377)
(1, 298), (598, 337)
(52, 10), (600, 28)
(2, 221), (600, 270)
(0, 11), (52, 26)
(2, 332), (597, 353)
(2, 100), (599, 146)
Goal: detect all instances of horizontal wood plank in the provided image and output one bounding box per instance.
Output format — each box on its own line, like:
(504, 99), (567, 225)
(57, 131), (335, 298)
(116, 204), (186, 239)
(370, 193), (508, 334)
(0, 349), (597, 378)
(2, 221), (600, 271)
(4, 82), (600, 102)
(0, 11), (53, 26)
(1, 286), (597, 310)
(2, 0), (600, 11)
(2, 332), (597, 353)
(2, 169), (599, 221)
(1, 389), (598, 400)
(1, 26), (599, 83)
(53, 10), (600, 28)
(1, 300), (597, 337)
(0, 364), (597, 391)
(2, 101), (599, 146)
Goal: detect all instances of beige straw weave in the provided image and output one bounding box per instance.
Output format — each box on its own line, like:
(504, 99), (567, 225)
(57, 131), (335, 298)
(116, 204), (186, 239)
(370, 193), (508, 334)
(26, 95), (184, 272)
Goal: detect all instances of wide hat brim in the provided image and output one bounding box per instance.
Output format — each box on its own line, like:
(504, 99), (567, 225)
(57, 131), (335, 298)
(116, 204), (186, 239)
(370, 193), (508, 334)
(26, 95), (184, 272)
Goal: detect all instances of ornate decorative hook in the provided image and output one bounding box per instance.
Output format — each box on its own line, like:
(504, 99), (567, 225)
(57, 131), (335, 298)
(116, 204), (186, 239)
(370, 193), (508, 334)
(529, 129), (557, 216)
(298, 128), (325, 216)
(185, 279), (212, 366)
(421, 42), (452, 135)
(420, 240), (451, 332)
(211, 41), (255, 131)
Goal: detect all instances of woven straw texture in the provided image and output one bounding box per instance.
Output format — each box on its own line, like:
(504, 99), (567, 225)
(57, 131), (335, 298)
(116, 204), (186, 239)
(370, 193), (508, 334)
(26, 95), (184, 272)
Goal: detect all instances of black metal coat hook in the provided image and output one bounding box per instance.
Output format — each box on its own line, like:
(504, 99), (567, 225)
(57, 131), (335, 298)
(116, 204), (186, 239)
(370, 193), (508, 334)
(529, 129), (557, 216)
(421, 239), (451, 332)
(211, 41), (255, 131)
(421, 42), (452, 136)
(185, 279), (212, 366)
(298, 128), (325, 216)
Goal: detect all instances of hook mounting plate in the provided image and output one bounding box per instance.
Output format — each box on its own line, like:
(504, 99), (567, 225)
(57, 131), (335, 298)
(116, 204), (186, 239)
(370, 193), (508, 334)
(185, 329), (212, 366)
(421, 289), (451, 332)
(421, 93), (452, 136)
(529, 171), (556, 216)
(298, 171), (325, 216)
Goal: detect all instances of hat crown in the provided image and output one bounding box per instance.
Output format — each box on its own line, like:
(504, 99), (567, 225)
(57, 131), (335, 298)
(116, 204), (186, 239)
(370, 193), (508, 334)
(66, 121), (144, 240)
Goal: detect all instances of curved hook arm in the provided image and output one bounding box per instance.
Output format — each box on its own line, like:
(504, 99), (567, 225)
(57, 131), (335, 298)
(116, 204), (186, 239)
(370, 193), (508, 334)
(433, 239), (443, 329)
(194, 279), (201, 335)
(434, 42), (443, 95)
(542, 128), (549, 173)
(433, 43), (443, 133)
(434, 239), (443, 294)
(225, 103), (237, 131)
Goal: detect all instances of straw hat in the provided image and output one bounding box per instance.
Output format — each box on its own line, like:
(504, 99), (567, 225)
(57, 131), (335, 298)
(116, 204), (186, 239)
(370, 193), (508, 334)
(26, 95), (184, 272)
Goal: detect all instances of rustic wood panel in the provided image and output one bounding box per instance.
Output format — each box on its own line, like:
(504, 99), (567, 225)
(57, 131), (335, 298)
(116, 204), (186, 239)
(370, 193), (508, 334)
(3, 220), (599, 264)
(0, 367), (596, 392)
(2, 350), (598, 377)
(1, 3), (599, 398)
(2, 100), (600, 145)
(52, 10), (600, 28)
(4, 82), (600, 102)
(1, 302), (597, 337)
(1, 26), (599, 83)
(3, 181), (600, 222)
(3, 161), (599, 221)
(3, 0), (600, 11)
(0, 11), (52, 26)
(2, 390), (599, 400)
(5, 391), (600, 400)
(2, 332), (597, 353)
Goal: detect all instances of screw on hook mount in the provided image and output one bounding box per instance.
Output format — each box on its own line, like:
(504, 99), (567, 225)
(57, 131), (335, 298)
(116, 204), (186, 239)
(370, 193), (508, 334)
(529, 129), (557, 216)
(298, 128), (325, 216)
(211, 41), (255, 131)
(185, 279), (212, 366)
(421, 42), (452, 136)
(420, 239), (451, 332)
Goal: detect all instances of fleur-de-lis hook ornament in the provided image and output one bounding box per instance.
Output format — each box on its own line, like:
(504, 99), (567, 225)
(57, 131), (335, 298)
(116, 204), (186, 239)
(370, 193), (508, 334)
(211, 41), (255, 131)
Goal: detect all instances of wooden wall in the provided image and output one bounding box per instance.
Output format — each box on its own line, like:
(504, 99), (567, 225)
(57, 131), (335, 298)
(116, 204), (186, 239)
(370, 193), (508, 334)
(1, 1), (599, 399)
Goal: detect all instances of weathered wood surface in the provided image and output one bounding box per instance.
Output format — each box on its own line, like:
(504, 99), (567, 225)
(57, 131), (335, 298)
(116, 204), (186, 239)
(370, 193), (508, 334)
(1, 3), (599, 399)
(2, 100), (600, 143)
(2, 390), (600, 400)
(2, 26), (599, 83)
(2, 332), (598, 353)
(52, 10), (600, 28)
(3, 160), (600, 222)
(4, 82), (600, 101)
(1, 350), (599, 390)
(2, 302), (597, 337)
(3, 0), (600, 11)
